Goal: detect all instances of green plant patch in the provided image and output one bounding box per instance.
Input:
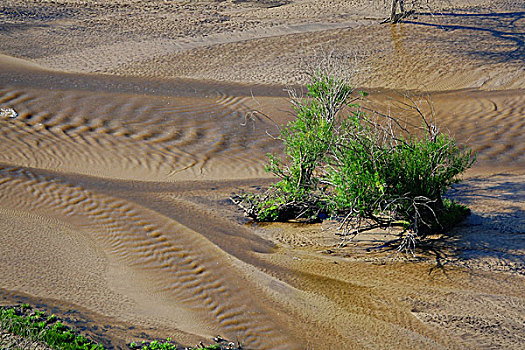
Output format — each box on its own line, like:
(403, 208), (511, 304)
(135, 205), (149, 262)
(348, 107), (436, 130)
(233, 72), (475, 251)
(1, 304), (242, 350)
(0, 305), (103, 350)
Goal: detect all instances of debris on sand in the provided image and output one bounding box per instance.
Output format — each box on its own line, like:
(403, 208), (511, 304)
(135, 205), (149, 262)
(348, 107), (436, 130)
(0, 107), (18, 119)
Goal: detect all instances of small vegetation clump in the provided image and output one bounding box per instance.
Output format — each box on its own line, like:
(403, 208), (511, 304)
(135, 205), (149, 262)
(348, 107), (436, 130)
(233, 72), (474, 250)
(130, 337), (239, 350)
(0, 304), (242, 350)
(0, 304), (103, 350)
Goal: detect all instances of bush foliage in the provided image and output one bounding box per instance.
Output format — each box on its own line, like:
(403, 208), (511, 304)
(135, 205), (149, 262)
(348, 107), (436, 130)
(0, 304), (103, 350)
(234, 72), (474, 244)
(0, 304), (240, 350)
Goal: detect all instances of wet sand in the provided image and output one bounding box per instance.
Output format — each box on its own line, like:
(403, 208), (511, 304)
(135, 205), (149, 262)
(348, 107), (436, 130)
(0, 1), (524, 349)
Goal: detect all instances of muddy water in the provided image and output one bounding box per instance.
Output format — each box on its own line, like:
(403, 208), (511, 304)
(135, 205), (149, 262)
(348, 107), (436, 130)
(1, 60), (524, 349)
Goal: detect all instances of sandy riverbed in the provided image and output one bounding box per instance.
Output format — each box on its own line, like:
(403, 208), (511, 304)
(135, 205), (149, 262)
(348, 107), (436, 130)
(0, 1), (524, 349)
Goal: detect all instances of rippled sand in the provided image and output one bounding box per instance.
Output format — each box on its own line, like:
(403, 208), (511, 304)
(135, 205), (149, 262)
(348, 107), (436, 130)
(0, 1), (524, 349)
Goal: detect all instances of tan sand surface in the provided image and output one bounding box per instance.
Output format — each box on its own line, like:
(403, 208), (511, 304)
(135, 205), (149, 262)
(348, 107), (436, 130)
(0, 1), (524, 349)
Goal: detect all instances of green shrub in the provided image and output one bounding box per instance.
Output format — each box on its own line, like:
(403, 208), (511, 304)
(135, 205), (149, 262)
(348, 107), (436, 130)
(235, 73), (355, 223)
(1, 305), (240, 350)
(328, 121), (474, 234)
(0, 305), (103, 350)
(131, 338), (222, 350)
(233, 72), (474, 247)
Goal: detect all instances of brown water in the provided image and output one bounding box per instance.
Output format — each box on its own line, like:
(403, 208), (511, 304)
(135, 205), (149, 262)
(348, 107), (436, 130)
(0, 1), (524, 349)
(1, 60), (524, 349)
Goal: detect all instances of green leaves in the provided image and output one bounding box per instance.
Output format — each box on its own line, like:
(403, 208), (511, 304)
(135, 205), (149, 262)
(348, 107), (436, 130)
(235, 73), (474, 238)
(331, 127), (473, 233)
(1, 304), (240, 350)
(248, 74), (355, 221)
(0, 305), (104, 350)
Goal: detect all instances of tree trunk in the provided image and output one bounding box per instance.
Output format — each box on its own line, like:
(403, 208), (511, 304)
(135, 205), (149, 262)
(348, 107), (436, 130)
(390, 0), (400, 22)
(389, 0), (407, 23)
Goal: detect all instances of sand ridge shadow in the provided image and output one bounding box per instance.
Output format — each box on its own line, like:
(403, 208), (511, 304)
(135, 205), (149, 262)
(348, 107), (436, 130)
(232, 0), (291, 8)
(440, 173), (525, 274)
(450, 173), (525, 203)
(404, 11), (525, 62)
(0, 4), (86, 33)
(365, 173), (525, 273)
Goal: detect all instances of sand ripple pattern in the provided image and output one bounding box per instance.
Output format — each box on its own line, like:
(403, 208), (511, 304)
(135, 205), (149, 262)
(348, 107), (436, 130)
(367, 90), (525, 169)
(0, 165), (301, 349)
(32, 22), (364, 74)
(433, 91), (525, 167)
(0, 87), (277, 180)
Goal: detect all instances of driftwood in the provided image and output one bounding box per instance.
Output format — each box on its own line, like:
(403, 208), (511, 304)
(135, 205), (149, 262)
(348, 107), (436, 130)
(381, 0), (416, 23)
(230, 194), (325, 223)
(0, 107), (18, 119)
